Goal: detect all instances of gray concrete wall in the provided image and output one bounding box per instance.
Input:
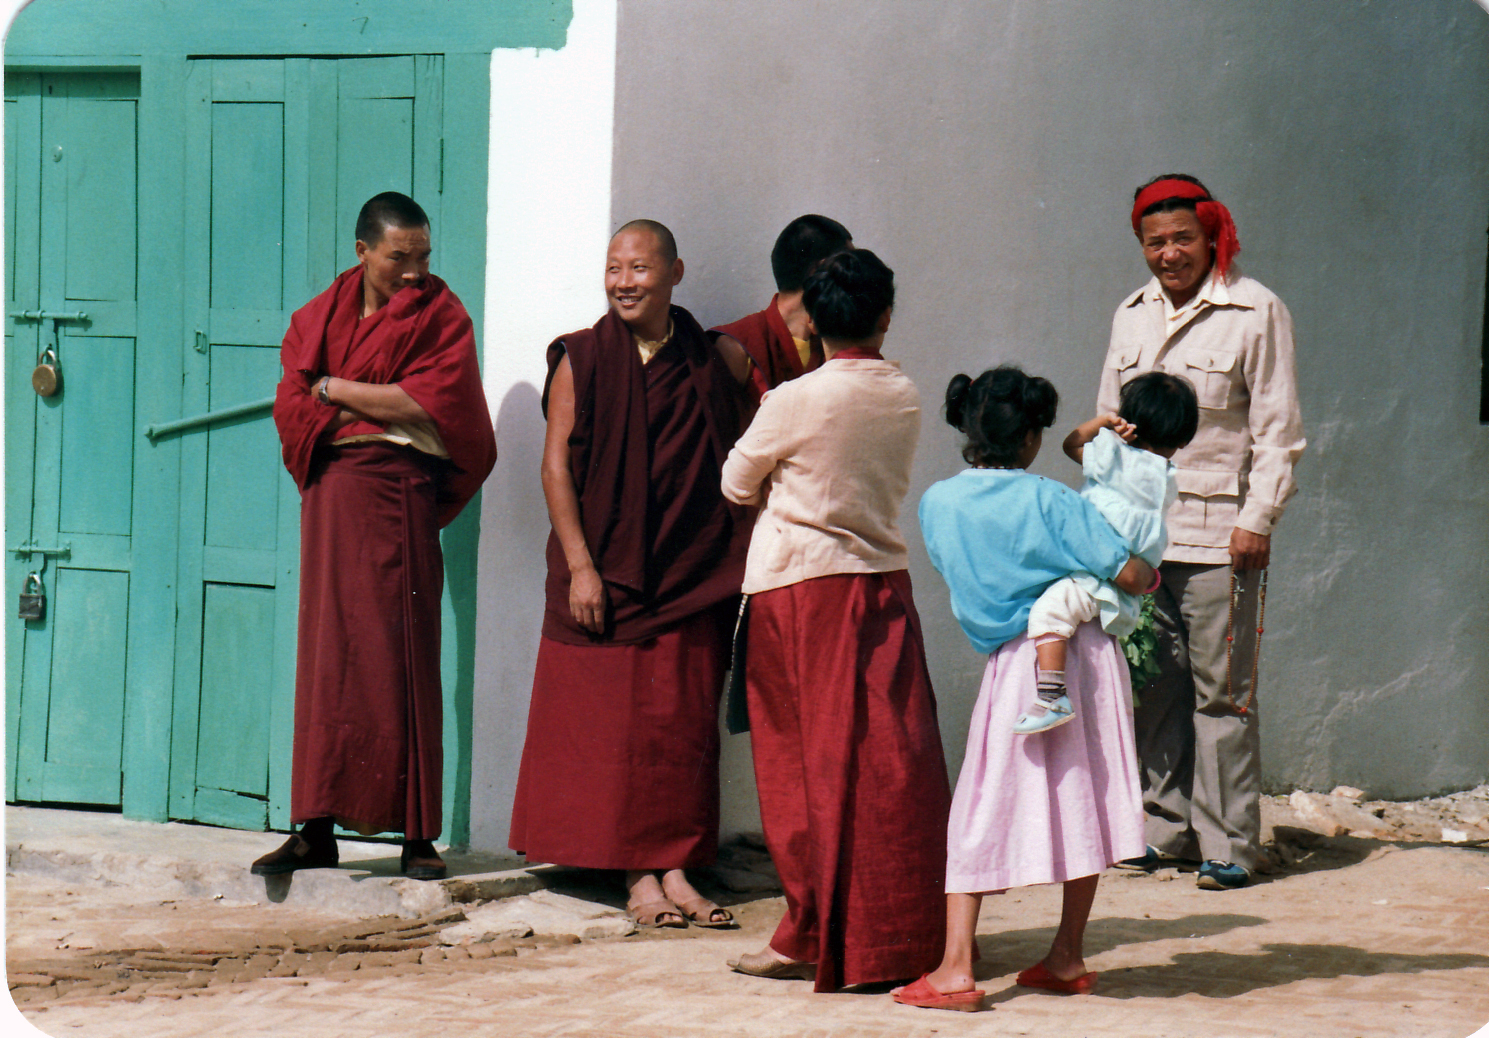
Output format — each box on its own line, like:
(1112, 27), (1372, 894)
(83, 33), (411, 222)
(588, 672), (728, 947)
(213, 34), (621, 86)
(601, 0), (1489, 809)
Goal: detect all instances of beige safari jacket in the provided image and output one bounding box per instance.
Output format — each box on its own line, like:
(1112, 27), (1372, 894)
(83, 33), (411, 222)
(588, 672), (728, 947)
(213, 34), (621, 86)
(1097, 272), (1305, 565)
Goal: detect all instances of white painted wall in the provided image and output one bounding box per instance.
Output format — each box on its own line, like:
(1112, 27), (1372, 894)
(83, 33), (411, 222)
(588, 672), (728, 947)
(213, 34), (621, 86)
(469, 0), (618, 852)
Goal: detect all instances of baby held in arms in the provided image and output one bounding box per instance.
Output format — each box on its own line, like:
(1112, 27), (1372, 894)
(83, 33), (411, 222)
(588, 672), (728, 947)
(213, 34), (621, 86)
(1014, 371), (1199, 735)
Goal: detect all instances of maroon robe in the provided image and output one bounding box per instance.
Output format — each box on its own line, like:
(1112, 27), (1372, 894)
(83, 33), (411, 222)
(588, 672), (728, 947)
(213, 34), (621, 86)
(712, 294), (822, 403)
(509, 305), (748, 867)
(273, 268), (496, 838)
(747, 571), (951, 991)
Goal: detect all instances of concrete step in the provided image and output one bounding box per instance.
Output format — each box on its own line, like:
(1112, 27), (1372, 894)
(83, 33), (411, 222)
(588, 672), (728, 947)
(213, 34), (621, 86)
(4, 805), (553, 919)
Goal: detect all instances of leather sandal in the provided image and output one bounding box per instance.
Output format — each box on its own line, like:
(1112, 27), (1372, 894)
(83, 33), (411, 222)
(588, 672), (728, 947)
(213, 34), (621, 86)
(676, 896), (734, 928)
(627, 897), (687, 929)
(250, 834), (338, 876)
(727, 949), (814, 980)
(401, 840), (447, 881)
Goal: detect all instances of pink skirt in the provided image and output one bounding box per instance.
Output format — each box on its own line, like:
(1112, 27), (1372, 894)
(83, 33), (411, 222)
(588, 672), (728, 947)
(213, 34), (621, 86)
(946, 622), (1145, 893)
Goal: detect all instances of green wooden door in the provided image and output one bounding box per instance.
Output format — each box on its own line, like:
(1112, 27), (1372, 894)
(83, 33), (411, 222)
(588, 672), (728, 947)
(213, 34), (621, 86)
(4, 72), (140, 805)
(166, 56), (444, 831)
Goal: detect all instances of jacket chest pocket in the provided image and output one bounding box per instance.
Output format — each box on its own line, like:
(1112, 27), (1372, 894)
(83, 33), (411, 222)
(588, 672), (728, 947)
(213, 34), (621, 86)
(1106, 345), (1142, 388)
(1176, 349), (1238, 409)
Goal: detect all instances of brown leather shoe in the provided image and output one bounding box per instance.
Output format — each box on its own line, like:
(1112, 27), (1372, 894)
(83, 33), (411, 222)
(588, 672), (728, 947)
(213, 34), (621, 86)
(250, 833), (339, 875)
(401, 839), (447, 881)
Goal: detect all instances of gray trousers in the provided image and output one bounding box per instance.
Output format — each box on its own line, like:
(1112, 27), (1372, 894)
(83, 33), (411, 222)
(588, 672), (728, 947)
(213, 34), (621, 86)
(1136, 562), (1262, 869)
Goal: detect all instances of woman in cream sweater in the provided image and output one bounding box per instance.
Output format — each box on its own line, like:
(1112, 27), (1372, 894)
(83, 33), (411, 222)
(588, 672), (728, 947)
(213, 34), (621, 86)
(720, 249), (950, 994)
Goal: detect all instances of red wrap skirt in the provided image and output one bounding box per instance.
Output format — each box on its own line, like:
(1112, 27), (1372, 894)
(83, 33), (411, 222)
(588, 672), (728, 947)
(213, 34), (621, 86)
(747, 570), (950, 992)
(291, 442), (445, 840)
(508, 605), (732, 870)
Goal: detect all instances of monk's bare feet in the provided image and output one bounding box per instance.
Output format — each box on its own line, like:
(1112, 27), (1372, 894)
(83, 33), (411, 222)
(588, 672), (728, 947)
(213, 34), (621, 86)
(892, 966), (976, 997)
(661, 868), (733, 927)
(625, 870), (685, 928)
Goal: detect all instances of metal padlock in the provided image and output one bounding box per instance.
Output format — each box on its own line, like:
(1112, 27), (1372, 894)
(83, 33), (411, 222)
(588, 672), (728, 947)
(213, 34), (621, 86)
(32, 347), (61, 397)
(18, 572), (45, 621)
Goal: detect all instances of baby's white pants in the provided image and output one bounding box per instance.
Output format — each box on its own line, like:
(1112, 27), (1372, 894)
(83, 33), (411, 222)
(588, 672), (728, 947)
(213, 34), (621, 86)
(1027, 576), (1101, 641)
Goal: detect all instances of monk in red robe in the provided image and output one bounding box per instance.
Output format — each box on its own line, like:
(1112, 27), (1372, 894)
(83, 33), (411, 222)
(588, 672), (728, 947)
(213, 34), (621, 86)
(258, 192), (496, 881)
(509, 220), (752, 927)
(712, 214), (852, 401)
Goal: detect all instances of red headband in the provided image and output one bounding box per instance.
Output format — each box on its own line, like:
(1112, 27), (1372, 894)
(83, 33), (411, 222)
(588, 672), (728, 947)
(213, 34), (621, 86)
(1130, 179), (1240, 280)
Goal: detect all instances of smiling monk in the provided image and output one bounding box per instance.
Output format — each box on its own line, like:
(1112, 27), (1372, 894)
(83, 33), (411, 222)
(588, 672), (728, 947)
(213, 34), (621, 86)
(509, 220), (752, 929)
(263, 192), (496, 881)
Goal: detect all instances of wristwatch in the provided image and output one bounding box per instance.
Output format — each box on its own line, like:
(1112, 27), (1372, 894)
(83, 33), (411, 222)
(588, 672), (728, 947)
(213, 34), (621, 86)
(316, 376), (332, 405)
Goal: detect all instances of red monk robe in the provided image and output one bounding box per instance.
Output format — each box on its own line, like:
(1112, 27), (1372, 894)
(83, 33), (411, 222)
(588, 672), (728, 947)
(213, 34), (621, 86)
(508, 305), (749, 869)
(712, 294), (821, 402)
(274, 267), (496, 839)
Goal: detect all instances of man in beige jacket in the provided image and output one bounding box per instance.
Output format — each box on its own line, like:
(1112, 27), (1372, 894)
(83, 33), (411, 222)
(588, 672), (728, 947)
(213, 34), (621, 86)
(1098, 175), (1305, 890)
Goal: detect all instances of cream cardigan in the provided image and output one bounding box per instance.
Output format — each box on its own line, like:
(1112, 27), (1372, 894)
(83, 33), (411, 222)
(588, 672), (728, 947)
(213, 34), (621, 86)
(721, 356), (920, 595)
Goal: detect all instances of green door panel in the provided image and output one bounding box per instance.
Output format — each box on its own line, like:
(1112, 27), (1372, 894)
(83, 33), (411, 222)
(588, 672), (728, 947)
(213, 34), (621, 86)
(195, 582), (274, 815)
(8, 72), (138, 808)
(205, 346), (286, 555)
(57, 336), (134, 536)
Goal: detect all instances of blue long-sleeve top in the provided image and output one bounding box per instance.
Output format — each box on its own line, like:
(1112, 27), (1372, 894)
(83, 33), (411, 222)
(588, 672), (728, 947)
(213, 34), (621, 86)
(918, 468), (1131, 655)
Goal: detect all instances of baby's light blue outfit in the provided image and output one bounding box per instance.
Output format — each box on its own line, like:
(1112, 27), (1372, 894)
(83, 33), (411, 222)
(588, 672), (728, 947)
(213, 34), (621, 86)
(1043, 427), (1177, 639)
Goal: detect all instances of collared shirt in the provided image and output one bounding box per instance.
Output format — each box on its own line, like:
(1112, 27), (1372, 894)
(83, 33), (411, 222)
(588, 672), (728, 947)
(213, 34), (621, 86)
(635, 319), (675, 365)
(1097, 270), (1305, 564)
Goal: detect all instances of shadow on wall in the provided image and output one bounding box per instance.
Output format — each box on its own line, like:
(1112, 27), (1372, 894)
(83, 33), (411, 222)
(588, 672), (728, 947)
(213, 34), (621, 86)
(468, 381), (549, 852)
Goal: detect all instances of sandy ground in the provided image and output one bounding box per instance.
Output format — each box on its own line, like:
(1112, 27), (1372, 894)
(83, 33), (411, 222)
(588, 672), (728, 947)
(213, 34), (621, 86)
(7, 832), (1489, 1038)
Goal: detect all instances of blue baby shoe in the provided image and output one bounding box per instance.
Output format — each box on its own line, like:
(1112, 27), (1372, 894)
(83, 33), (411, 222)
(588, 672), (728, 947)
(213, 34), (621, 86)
(1013, 695), (1075, 735)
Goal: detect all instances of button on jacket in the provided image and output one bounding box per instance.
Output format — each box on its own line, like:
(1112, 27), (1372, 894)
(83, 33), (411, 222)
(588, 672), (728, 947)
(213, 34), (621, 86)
(1097, 272), (1305, 565)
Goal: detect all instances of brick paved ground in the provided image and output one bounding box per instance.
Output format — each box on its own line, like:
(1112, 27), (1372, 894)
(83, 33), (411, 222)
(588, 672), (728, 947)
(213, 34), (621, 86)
(9, 837), (1489, 1038)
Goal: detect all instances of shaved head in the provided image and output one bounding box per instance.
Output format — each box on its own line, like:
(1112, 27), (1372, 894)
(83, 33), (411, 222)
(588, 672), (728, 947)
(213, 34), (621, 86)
(356, 191), (429, 247)
(612, 219), (678, 265)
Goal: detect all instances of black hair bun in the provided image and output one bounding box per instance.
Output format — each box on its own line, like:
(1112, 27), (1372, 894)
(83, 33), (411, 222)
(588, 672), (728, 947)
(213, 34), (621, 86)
(944, 373), (973, 430)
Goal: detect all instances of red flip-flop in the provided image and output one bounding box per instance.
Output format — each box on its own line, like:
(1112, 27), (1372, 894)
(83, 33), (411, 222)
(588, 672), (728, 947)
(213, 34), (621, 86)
(1016, 961), (1097, 994)
(892, 974), (988, 1012)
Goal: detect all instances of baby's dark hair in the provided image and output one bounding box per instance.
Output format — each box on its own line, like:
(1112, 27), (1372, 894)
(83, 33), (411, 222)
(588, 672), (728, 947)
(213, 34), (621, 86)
(1118, 371), (1199, 451)
(802, 248), (894, 340)
(944, 365), (1058, 468)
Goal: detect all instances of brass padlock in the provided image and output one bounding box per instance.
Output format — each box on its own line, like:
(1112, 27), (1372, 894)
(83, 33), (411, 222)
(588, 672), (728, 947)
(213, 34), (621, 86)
(32, 347), (61, 397)
(18, 572), (45, 621)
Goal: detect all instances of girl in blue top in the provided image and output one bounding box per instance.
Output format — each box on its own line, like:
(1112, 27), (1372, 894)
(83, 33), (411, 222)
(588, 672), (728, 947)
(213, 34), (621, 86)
(893, 366), (1154, 1012)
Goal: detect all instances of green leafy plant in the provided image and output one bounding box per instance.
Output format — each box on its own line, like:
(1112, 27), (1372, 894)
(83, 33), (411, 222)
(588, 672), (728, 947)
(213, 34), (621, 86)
(1119, 594), (1161, 700)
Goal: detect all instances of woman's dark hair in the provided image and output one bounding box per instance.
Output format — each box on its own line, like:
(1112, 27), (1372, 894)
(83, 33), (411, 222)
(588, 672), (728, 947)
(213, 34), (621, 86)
(1118, 371), (1199, 451)
(1133, 172), (1210, 221)
(944, 365), (1058, 468)
(802, 248), (894, 340)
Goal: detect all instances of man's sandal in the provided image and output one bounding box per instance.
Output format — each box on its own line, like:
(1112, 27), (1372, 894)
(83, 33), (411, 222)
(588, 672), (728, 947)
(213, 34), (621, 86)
(676, 897), (734, 928)
(627, 897), (687, 929)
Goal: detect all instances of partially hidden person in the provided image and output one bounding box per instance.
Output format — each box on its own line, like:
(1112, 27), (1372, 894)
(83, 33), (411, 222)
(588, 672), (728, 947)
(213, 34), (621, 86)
(1105, 174), (1305, 890)
(711, 214), (853, 401)
(262, 192), (497, 881)
(720, 248), (951, 992)
(507, 220), (753, 929)
(897, 366), (1154, 1012)
(1013, 371), (1198, 735)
